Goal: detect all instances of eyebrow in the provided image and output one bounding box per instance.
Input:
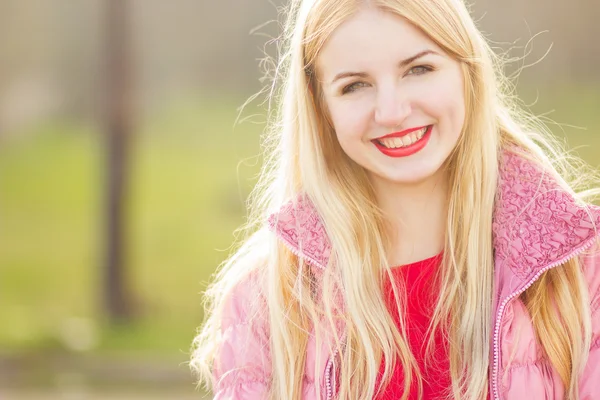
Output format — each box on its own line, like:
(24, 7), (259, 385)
(330, 49), (439, 85)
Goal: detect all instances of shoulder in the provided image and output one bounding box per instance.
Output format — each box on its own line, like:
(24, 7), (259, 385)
(211, 234), (273, 375)
(213, 270), (273, 391)
(215, 229), (273, 329)
(219, 269), (269, 332)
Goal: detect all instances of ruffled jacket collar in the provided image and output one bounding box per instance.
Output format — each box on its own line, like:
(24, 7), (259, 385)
(267, 149), (600, 307)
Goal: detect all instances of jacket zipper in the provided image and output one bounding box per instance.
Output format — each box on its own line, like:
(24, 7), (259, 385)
(491, 235), (599, 400)
(325, 332), (347, 400)
(325, 348), (339, 400)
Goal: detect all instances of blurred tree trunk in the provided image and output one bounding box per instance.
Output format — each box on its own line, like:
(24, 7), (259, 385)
(103, 0), (134, 322)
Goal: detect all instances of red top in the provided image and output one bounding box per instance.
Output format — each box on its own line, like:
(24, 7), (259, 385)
(375, 252), (451, 400)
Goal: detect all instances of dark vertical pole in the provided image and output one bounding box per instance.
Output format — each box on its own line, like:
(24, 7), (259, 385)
(104, 0), (133, 322)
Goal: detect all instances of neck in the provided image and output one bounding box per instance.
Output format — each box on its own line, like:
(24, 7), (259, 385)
(370, 170), (449, 266)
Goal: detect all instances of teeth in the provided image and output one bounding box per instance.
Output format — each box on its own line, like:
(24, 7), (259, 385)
(377, 126), (428, 149)
(379, 137), (399, 148)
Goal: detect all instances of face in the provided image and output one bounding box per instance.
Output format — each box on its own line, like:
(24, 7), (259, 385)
(317, 8), (466, 187)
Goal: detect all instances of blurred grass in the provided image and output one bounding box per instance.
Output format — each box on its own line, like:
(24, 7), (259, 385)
(0, 93), (263, 357)
(0, 84), (598, 359)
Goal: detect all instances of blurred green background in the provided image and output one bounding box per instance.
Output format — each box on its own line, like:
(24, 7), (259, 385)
(0, 0), (598, 399)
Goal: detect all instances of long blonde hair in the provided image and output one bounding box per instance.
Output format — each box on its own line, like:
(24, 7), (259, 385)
(191, 0), (597, 398)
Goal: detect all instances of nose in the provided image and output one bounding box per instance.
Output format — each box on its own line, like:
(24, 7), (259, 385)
(373, 87), (411, 128)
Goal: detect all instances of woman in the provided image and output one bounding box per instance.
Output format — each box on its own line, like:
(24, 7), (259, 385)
(191, 0), (600, 398)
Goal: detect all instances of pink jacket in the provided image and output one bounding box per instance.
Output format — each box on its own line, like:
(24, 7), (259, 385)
(212, 150), (600, 399)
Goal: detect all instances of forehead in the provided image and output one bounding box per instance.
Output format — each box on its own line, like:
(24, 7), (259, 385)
(316, 8), (442, 79)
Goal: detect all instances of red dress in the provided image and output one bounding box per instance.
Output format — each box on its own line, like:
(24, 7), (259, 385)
(375, 252), (452, 399)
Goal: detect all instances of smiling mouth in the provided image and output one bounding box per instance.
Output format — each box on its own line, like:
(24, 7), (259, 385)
(374, 126), (429, 149)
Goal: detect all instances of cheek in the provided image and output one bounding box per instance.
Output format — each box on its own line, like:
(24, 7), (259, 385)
(329, 100), (371, 143)
(420, 71), (465, 130)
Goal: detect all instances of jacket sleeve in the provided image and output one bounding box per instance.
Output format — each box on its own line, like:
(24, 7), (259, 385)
(212, 274), (272, 399)
(579, 244), (600, 398)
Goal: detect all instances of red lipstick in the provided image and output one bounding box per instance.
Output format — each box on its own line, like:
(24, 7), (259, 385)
(376, 125), (429, 140)
(372, 125), (433, 158)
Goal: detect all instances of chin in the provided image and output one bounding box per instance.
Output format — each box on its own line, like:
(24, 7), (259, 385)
(383, 164), (448, 186)
(386, 173), (437, 185)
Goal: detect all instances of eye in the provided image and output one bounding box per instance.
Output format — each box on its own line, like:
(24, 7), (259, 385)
(341, 81), (369, 95)
(407, 65), (434, 76)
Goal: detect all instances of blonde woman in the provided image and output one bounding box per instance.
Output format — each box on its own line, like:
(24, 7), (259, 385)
(191, 0), (600, 399)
